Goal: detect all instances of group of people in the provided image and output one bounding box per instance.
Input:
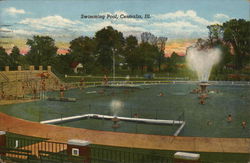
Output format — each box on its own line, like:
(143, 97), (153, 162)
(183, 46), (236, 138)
(227, 114), (247, 128)
(190, 88), (202, 94)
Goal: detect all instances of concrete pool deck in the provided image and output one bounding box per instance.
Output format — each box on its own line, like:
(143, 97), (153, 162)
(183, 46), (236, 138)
(0, 113), (249, 154)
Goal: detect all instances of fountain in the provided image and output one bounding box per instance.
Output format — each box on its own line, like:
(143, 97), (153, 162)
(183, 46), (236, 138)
(186, 47), (221, 82)
(186, 46), (221, 104)
(199, 82), (210, 93)
(186, 46), (221, 93)
(110, 100), (124, 116)
(110, 100), (123, 128)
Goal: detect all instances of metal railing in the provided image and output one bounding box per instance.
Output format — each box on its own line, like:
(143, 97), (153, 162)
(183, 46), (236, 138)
(2, 133), (173, 163)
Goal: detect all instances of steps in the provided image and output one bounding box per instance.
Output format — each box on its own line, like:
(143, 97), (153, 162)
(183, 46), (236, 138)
(0, 70), (63, 98)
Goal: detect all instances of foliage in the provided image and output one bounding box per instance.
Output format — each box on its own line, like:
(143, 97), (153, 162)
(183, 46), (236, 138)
(124, 35), (139, 73)
(166, 52), (184, 73)
(95, 26), (125, 72)
(52, 54), (74, 75)
(222, 19), (250, 70)
(0, 46), (10, 69)
(69, 36), (96, 73)
(26, 35), (58, 66)
(9, 46), (22, 67)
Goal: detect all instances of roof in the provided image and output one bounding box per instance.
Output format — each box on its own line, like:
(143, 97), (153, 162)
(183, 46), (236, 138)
(70, 62), (83, 68)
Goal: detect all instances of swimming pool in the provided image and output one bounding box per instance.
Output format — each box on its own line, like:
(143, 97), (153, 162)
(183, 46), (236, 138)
(1, 82), (249, 138)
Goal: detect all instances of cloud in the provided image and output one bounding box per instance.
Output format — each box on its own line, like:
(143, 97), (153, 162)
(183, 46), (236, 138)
(5, 7), (26, 15)
(13, 10), (227, 40)
(150, 21), (207, 38)
(214, 13), (230, 20)
(15, 14), (146, 41)
(152, 21), (198, 28)
(13, 29), (40, 36)
(149, 10), (228, 38)
(153, 10), (218, 25)
(19, 15), (82, 30)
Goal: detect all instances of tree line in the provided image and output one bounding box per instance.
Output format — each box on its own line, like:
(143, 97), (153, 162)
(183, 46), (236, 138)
(0, 19), (249, 78)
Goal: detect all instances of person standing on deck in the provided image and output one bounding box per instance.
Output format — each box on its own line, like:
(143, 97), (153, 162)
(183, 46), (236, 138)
(79, 77), (85, 90)
(41, 79), (46, 99)
(59, 84), (65, 98)
(103, 75), (108, 85)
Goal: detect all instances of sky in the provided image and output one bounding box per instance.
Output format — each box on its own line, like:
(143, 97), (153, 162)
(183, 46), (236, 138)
(0, 0), (249, 54)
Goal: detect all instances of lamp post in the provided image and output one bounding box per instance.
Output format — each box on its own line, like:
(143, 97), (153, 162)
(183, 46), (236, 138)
(112, 48), (116, 83)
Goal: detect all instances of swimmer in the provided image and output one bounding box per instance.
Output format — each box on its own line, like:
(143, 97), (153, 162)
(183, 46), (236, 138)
(158, 92), (164, 96)
(98, 89), (105, 94)
(199, 94), (208, 99)
(133, 113), (139, 118)
(241, 121), (247, 128)
(227, 114), (232, 122)
(123, 90), (129, 94)
(200, 98), (205, 105)
(207, 121), (212, 126)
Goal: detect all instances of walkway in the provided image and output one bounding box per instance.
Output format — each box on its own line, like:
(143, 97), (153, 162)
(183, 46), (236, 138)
(0, 113), (249, 154)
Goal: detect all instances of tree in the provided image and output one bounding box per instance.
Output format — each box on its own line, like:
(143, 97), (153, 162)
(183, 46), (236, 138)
(207, 24), (223, 45)
(52, 54), (74, 75)
(222, 19), (250, 70)
(166, 52), (184, 73)
(156, 37), (168, 71)
(69, 36), (96, 73)
(124, 35), (139, 73)
(26, 35), (58, 66)
(9, 46), (21, 67)
(95, 26), (125, 72)
(137, 42), (159, 73)
(141, 32), (157, 45)
(0, 46), (10, 70)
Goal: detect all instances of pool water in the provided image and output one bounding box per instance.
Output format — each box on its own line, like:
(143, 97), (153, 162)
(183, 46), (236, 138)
(1, 83), (249, 138)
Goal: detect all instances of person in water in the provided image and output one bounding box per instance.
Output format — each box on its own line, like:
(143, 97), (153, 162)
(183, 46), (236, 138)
(200, 98), (205, 105)
(227, 114), (232, 122)
(158, 92), (164, 96)
(241, 121), (247, 128)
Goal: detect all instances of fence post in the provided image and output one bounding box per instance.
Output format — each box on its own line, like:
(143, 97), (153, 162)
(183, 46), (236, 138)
(29, 65), (34, 71)
(47, 66), (51, 72)
(17, 66), (22, 71)
(67, 139), (91, 163)
(0, 131), (6, 156)
(4, 66), (9, 72)
(39, 66), (43, 71)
